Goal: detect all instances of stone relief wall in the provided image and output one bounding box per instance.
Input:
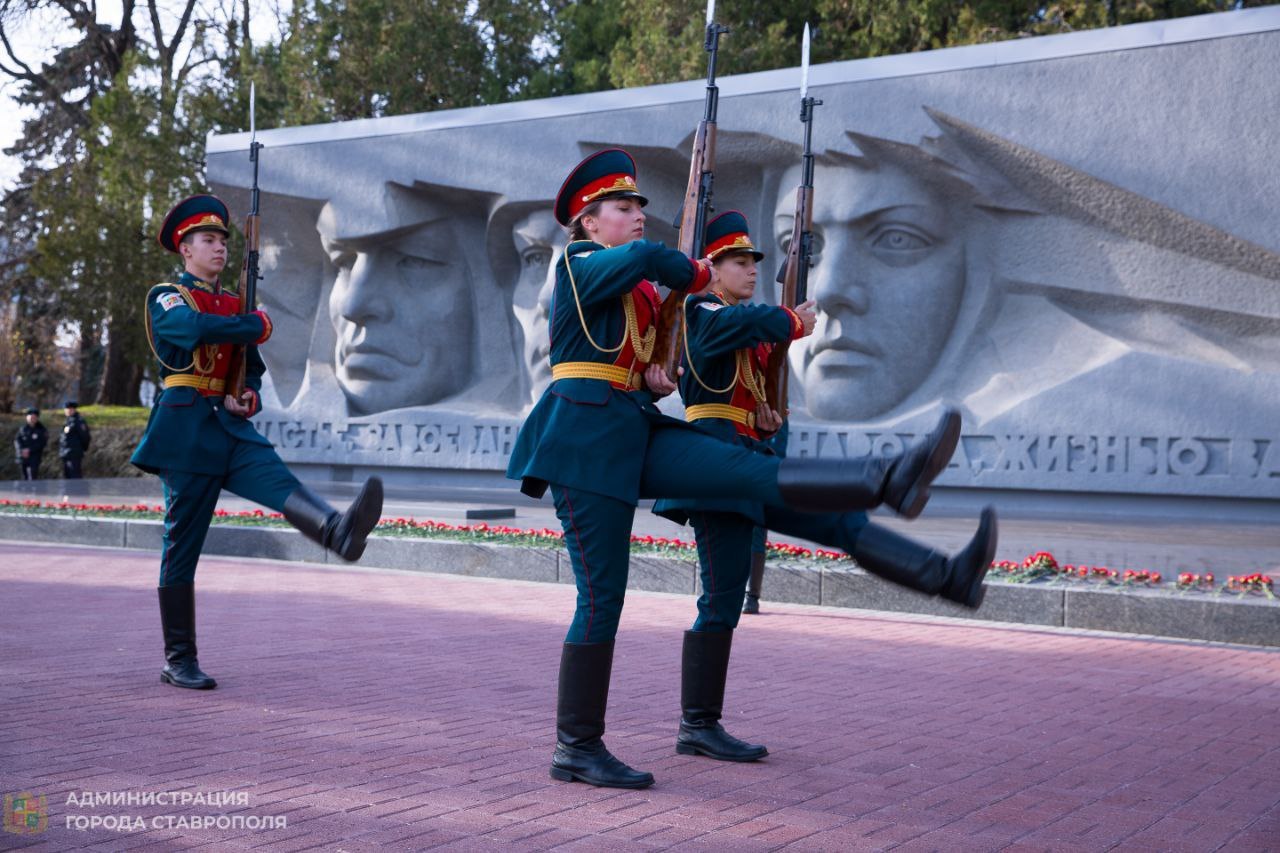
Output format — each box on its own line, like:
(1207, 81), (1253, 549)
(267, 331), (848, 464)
(207, 12), (1280, 498)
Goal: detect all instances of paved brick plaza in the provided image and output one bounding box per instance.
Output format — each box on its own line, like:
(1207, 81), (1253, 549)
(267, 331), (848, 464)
(2, 542), (1278, 851)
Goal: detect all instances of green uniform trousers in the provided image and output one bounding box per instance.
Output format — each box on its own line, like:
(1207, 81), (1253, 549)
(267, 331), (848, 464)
(157, 439), (300, 587)
(689, 508), (869, 632)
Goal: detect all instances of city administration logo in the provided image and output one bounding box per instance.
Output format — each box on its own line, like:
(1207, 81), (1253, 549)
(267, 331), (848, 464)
(4, 792), (48, 835)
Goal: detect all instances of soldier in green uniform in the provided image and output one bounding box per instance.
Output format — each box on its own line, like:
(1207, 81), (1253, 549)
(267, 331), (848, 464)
(655, 211), (998, 763)
(507, 151), (964, 789)
(133, 194), (385, 690)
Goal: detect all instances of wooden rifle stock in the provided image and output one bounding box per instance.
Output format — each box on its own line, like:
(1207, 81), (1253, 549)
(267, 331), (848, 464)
(763, 185), (811, 414)
(225, 212), (260, 401)
(653, 119), (717, 380)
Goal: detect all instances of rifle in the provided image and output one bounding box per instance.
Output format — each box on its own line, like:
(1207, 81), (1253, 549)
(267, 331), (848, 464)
(227, 82), (263, 401)
(763, 24), (822, 415)
(652, 0), (727, 380)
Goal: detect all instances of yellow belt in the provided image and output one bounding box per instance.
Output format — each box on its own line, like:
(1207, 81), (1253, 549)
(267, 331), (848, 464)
(551, 362), (642, 390)
(686, 403), (755, 429)
(164, 374), (226, 393)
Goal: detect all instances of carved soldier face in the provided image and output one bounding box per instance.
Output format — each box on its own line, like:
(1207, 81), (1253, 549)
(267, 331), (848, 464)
(323, 221), (473, 415)
(511, 210), (563, 402)
(775, 160), (966, 421)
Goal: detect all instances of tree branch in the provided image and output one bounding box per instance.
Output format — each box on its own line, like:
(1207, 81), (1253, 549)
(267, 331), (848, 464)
(0, 24), (90, 129)
(147, 0), (165, 63)
(167, 0), (198, 67)
(175, 52), (216, 91)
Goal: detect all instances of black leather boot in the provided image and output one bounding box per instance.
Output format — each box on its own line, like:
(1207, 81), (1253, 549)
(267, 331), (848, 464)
(880, 408), (962, 519)
(158, 584), (216, 689)
(742, 552), (766, 615)
(282, 477), (383, 562)
(777, 408), (960, 519)
(676, 630), (767, 762)
(851, 506), (998, 609)
(550, 641), (654, 789)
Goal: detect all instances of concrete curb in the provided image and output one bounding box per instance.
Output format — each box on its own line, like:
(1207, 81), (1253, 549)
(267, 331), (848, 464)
(4, 513), (1275, 647)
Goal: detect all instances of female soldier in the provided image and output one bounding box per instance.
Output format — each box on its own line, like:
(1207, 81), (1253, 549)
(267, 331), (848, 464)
(654, 210), (997, 764)
(507, 150), (963, 790)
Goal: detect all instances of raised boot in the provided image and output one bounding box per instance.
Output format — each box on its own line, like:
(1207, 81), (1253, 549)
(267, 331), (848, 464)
(158, 584), (216, 689)
(880, 408), (962, 519)
(550, 641), (654, 789)
(850, 506), (998, 609)
(282, 477), (384, 561)
(742, 552), (766, 615)
(776, 408), (960, 518)
(676, 630), (767, 762)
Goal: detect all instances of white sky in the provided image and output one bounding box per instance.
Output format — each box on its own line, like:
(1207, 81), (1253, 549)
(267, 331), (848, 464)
(0, 0), (288, 191)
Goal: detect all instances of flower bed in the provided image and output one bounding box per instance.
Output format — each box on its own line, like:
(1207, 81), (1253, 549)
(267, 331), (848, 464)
(989, 550), (1274, 599)
(2, 499), (1273, 599)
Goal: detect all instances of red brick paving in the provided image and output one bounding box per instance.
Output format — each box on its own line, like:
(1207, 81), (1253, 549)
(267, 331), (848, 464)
(2, 541), (1278, 852)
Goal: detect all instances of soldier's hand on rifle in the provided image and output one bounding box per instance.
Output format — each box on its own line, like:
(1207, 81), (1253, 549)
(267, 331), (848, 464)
(224, 392), (255, 417)
(756, 403), (784, 436)
(644, 363), (681, 398)
(795, 299), (817, 336)
(698, 257), (719, 289)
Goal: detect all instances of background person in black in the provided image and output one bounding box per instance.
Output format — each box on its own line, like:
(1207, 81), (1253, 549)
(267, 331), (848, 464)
(58, 401), (91, 479)
(14, 407), (48, 480)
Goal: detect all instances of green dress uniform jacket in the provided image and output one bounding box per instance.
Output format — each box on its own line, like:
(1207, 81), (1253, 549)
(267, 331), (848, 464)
(654, 291), (798, 525)
(131, 272), (272, 476)
(507, 239), (711, 505)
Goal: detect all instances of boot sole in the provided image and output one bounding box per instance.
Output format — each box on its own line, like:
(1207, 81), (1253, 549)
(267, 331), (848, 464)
(676, 742), (768, 762)
(549, 766), (655, 789)
(897, 410), (961, 520)
(160, 672), (216, 689)
(336, 477), (384, 562)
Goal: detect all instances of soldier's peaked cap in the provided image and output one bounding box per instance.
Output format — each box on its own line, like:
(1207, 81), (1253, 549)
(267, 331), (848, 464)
(158, 194), (231, 254)
(555, 148), (648, 227)
(704, 210), (764, 261)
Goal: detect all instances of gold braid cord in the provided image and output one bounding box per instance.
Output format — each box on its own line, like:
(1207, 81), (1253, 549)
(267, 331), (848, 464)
(736, 349), (767, 405)
(564, 248), (655, 368)
(680, 297), (768, 404)
(144, 284), (217, 374)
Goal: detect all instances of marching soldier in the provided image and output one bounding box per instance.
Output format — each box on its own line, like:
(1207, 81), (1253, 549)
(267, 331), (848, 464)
(508, 151), (964, 789)
(14, 407), (48, 480)
(58, 401), (91, 478)
(654, 211), (998, 763)
(133, 194), (384, 690)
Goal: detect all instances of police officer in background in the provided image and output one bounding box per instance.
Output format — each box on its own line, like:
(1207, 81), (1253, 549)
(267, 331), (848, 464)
(14, 407), (48, 480)
(133, 193), (384, 691)
(58, 401), (91, 478)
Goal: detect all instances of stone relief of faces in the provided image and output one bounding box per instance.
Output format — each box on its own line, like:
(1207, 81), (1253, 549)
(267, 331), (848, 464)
(510, 210), (564, 403)
(775, 156), (967, 422)
(322, 220), (474, 415)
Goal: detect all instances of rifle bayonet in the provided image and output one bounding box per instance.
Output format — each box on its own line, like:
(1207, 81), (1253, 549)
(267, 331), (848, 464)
(653, 0), (729, 379)
(227, 82), (265, 401)
(764, 25), (822, 415)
